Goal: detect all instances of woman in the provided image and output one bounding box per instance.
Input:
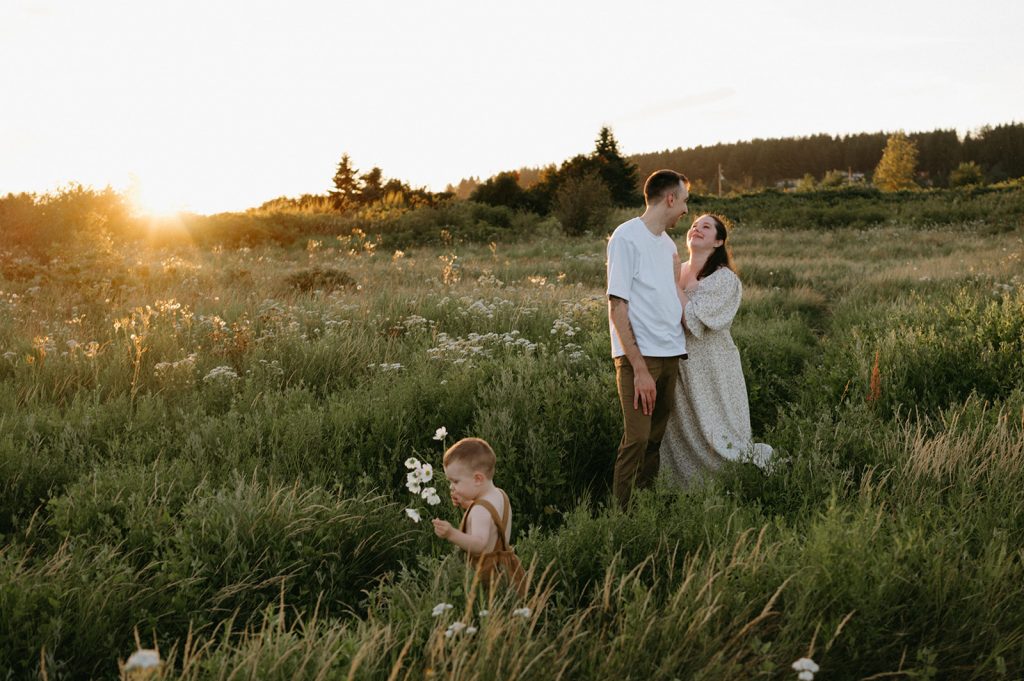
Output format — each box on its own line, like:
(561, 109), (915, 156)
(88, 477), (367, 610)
(659, 214), (772, 486)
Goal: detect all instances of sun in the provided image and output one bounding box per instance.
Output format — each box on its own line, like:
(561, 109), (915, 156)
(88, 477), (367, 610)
(126, 174), (188, 219)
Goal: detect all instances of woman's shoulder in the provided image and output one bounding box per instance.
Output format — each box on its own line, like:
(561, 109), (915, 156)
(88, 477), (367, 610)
(704, 266), (740, 286)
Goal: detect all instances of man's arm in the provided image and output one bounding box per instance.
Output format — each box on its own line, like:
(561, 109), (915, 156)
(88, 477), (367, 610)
(609, 296), (657, 416)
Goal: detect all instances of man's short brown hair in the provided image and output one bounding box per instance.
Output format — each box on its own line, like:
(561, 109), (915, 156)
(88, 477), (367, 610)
(443, 437), (496, 477)
(643, 170), (690, 205)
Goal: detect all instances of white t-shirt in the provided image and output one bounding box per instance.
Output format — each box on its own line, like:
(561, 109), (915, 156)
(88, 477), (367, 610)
(606, 217), (686, 358)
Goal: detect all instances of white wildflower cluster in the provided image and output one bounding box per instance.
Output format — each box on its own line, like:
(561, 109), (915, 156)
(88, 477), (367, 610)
(323, 318), (351, 333)
(405, 456), (441, 506)
(438, 295), (538, 320)
(475, 272), (504, 288)
(431, 603), (485, 639)
(550, 317), (580, 338)
(246, 358), (285, 379)
(400, 314), (433, 332)
(791, 657), (820, 681)
(202, 365), (239, 383)
(196, 314), (230, 335)
(427, 331), (538, 365)
(558, 343), (586, 362)
(0, 290), (21, 314)
(368, 362), (404, 372)
(445, 621), (477, 638)
(154, 353), (198, 386)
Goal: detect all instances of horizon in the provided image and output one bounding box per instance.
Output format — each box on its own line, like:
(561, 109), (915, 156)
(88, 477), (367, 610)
(2, 0), (1022, 215)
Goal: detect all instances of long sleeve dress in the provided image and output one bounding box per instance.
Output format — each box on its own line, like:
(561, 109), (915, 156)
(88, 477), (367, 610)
(659, 267), (772, 486)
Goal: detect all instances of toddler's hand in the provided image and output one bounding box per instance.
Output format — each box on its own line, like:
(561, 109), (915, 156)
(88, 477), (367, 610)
(432, 518), (453, 538)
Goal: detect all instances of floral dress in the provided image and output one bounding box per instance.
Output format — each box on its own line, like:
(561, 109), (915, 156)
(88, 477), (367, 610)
(659, 267), (772, 486)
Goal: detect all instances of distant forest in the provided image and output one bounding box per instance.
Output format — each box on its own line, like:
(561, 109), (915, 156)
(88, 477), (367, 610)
(447, 122), (1024, 197)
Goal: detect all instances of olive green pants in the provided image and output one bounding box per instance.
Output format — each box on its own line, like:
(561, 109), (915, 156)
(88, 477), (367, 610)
(613, 355), (680, 508)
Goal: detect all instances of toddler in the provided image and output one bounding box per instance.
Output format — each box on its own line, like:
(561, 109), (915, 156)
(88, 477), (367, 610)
(432, 437), (525, 592)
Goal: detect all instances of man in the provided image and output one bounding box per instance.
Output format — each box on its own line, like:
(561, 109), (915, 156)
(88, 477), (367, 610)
(606, 169), (690, 507)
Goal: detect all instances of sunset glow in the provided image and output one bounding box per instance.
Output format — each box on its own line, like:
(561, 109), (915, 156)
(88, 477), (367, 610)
(2, 0), (1022, 213)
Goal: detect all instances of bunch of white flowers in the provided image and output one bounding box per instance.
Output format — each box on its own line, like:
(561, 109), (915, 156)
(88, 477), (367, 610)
(404, 456), (441, 505)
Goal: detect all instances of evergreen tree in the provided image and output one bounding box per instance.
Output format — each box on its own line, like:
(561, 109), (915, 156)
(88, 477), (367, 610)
(330, 154), (361, 211)
(873, 132), (919, 191)
(360, 167), (385, 205)
(593, 126), (640, 206)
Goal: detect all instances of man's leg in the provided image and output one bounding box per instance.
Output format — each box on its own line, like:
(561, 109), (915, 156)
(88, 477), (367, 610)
(613, 356), (652, 508)
(638, 356), (679, 489)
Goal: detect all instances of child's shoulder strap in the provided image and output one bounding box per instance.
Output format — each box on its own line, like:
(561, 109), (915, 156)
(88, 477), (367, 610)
(472, 497), (509, 551)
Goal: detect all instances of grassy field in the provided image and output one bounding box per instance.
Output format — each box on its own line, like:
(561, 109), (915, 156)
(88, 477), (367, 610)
(1, 206), (1023, 679)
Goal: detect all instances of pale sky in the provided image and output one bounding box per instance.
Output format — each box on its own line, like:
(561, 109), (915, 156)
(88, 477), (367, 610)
(2, 0), (1022, 214)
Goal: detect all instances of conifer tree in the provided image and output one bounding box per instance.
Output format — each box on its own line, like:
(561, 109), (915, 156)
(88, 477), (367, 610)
(330, 154), (361, 211)
(594, 126), (640, 205)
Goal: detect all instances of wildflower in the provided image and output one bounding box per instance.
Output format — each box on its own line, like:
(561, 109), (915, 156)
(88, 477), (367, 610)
(512, 607), (531, 619)
(405, 508), (422, 523)
(431, 603), (454, 617)
(444, 621), (467, 638)
(466, 625), (478, 635)
(426, 492), (442, 506)
(792, 657), (819, 679)
(792, 658), (818, 673)
(405, 457), (420, 469)
(420, 463), (433, 482)
(433, 426), (447, 441)
(203, 365), (239, 383)
(124, 649), (161, 671)
(478, 610), (489, 617)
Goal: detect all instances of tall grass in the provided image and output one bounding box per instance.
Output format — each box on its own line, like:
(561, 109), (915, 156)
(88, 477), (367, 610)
(0, 217), (1022, 679)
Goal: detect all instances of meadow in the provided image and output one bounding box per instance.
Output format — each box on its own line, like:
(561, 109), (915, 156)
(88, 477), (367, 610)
(1, 193), (1023, 680)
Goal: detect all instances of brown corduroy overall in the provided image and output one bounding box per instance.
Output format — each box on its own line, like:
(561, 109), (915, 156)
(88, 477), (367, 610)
(458, 490), (527, 596)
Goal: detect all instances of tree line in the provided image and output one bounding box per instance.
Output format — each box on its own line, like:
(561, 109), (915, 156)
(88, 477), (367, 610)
(449, 122), (1024, 198)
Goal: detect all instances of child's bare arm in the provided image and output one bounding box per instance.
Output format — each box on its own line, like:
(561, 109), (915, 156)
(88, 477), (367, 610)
(432, 506), (490, 554)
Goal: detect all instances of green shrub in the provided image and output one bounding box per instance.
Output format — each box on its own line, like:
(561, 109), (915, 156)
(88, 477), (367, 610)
(284, 266), (357, 292)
